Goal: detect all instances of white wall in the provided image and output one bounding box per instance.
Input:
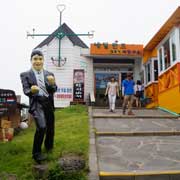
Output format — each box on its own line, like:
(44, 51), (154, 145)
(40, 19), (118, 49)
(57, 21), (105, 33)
(133, 58), (142, 82)
(40, 36), (93, 107)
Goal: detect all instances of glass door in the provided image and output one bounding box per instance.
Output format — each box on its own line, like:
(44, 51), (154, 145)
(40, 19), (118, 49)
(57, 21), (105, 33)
(95, 73), (119, 106)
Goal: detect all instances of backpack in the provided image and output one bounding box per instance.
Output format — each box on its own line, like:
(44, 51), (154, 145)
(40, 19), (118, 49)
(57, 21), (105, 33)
(135, 85), (142, 98)
(135, 90), (141, 97)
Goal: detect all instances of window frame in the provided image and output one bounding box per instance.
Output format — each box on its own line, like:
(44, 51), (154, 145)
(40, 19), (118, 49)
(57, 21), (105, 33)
(144, 60), (152, 85)
(157, 27), (179, 75)
(144, 57), (158, 86)
(170, 32), (177, 64)
(152, 58), (158, 81)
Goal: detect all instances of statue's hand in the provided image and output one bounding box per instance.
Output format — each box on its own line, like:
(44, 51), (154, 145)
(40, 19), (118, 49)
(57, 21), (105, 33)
(47, 75), (55, 85)
(31, 85), (39, 94)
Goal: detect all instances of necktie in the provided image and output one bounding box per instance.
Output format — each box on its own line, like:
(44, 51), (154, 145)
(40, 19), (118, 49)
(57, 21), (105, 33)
(37, 72), (49, 97)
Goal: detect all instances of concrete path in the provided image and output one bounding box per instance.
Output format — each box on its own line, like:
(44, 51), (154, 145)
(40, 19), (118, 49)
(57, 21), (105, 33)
(93, 108), (177, 118)
(88, 107), (180, 180)
(95, 118), (180, 134)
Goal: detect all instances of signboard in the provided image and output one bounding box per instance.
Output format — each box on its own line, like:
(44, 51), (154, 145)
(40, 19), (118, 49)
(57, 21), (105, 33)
(54, 87), (73, 99)
(54, 87), (73, 107)
(90, 43), (143, 56)
(0, 89), (17, 117)
(73, 69), (84, 102)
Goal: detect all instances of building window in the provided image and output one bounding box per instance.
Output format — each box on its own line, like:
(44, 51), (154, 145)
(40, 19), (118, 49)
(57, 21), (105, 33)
(163, 39), (171, 69)
(171, 33), (176, 62)
(145, 62), (151, 84)
(153, 59), (158, 81)
(158, 28), (179, 73)
(158, 48), (163, 71)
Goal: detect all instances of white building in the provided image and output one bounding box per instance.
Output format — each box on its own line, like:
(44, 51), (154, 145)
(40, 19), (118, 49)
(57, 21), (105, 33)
(35, 23), (143, 107)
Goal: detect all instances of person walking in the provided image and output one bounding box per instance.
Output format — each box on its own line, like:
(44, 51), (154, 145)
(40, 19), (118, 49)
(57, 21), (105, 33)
(105, 76), (119, 112)
(20, 50), (57, 163)
(134, 80), (143, 108)
(122, 73), (135, 115)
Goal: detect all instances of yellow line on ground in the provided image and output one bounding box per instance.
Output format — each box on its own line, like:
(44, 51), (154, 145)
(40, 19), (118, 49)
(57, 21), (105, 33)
(100, 170), (180, 176)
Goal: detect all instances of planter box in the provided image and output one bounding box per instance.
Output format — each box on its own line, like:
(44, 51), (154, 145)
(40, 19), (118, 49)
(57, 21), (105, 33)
(0, 119), (11, 128)
(0, 128), (14, 141)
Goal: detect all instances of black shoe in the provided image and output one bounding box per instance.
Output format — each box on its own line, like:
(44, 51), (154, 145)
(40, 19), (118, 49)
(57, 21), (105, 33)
(33, 153), (47, 163)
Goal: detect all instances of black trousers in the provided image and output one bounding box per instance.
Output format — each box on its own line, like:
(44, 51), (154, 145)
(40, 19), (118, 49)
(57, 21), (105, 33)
(32, 97), (55, 156)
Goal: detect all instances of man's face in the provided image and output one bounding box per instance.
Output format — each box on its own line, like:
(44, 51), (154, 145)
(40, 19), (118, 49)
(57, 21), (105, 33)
(127, 75), (131, 80)
(31, 55), (44, 71)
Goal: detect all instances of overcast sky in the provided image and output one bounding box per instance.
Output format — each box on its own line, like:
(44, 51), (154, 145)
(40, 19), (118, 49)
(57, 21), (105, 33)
(0, 0), (179, 103)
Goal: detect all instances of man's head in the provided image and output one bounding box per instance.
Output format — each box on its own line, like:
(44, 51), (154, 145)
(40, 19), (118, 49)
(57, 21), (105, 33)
(31, 50), (44, 71)
(126, 73), (132, 80)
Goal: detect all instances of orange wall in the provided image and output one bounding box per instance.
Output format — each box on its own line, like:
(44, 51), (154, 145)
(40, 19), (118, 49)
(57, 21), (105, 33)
(158, 63), (180, 93)
(159, 86), (180, 113)
(145, 82), (159, 108)
(145, 82), (158, 102)
(143, 49), (157, 64)
(158, 63), (180, 113)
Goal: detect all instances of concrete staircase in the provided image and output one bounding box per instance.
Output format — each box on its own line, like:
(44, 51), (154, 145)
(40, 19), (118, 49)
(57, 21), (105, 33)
(89, 107), (180, 180)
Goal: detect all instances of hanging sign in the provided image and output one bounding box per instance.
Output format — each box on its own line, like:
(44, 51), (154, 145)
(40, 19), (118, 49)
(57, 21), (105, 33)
(73, 69), (84, 102)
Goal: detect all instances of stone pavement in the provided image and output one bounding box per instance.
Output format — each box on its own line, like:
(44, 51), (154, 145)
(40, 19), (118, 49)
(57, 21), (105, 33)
(88, 107), (180, 180)
(95, 118), (180, 134)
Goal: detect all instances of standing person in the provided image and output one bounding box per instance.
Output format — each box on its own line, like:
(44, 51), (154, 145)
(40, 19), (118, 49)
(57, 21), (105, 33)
(134, 80), (143, 108)
(122, 73), (135, 115)
(105, 76), (119, 112)
(20, 50), (57, 163)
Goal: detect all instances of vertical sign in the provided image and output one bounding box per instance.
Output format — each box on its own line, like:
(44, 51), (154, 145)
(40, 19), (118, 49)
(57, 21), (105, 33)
(73, 69), (84, 102)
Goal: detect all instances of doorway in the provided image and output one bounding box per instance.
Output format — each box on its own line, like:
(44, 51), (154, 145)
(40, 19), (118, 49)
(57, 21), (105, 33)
(95, 72), (133, 107)
(95, 72), (120, 107)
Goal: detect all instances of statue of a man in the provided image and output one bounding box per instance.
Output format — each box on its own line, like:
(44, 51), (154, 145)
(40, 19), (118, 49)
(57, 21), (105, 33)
(20, 50), (57, 163)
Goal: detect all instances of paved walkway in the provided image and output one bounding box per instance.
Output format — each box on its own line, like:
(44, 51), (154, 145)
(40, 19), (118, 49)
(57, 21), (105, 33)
(88, 107), (180, 180)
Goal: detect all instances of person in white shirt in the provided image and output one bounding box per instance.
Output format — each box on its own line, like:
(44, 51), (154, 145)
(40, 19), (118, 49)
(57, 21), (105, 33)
(134, 80), (143, 107)
(105, 76), (119, 112)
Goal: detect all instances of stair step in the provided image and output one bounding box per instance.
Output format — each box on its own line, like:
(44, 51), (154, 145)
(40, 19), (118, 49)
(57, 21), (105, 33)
(100, 173), (180, 180)
(92, 109), (178, 119)
(93, 115), (178, 118)
(96, 131), (180, 136)
(97, 136), (180, 180)
(94, 118), (180, 133)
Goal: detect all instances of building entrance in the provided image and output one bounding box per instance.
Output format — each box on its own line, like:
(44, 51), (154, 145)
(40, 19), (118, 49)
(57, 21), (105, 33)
(95, 72), (119, 107)
(95, 71), (132, 107)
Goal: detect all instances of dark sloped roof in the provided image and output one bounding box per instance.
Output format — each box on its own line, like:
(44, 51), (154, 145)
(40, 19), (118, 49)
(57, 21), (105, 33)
(35, 23), (89, 49)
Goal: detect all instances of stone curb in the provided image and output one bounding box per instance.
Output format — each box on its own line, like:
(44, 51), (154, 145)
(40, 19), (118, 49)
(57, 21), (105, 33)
(96, 131), (180, 136)
(88, 106), (99, 180)
(93, 115), (178, 119)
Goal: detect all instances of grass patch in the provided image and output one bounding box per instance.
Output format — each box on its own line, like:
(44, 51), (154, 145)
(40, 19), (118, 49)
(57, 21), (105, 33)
(0, 105), (89, 179)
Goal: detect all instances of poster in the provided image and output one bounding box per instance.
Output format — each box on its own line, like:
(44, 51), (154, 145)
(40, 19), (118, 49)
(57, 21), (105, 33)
(54, 87), (73, 99)
(73, 69), (84, 102)
(0, 89), (17, 117)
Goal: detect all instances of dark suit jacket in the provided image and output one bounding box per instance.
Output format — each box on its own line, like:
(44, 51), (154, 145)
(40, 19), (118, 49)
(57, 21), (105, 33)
(20, 69), (57, 113)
